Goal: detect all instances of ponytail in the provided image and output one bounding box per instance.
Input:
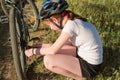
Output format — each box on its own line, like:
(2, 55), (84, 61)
(66, 10), (88, 21)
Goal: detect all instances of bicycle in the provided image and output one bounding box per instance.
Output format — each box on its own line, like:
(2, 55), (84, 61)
(1, 0), (40, 80)
(0, 0), (40, 32)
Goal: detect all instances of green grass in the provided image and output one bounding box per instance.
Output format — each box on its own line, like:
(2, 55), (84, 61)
(27, 0), (120, 80)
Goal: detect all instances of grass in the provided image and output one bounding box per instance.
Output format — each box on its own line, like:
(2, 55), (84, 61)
(27, 0), (120, 80)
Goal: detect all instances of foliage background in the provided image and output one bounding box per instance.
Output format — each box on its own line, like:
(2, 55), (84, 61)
(27, 0), (120, 80)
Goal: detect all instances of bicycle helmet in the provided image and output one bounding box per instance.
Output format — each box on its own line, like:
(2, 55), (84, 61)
(39, 0), (68, 19)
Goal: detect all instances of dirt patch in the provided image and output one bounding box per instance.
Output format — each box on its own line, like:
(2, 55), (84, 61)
(0, 47), (17, 80)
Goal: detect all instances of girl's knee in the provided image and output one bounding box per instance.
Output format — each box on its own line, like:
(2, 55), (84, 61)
(43, 55), (55, 70)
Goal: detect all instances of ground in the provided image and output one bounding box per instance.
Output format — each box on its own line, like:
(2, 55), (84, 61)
(0, 21), (18, 80)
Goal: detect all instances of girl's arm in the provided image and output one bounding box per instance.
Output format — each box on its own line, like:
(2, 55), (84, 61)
(32, 44), (52, 48)
(64, 39), (72, 45)
(39, 32), (71, 55)
(25, 32), (71, 57)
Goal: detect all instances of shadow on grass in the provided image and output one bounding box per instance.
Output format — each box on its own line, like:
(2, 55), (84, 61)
(98, 47), (120, 78)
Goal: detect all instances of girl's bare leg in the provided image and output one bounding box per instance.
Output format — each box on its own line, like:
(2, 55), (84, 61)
(35, 44), (85, 79)
(43, 45), (83, 79)
(43, 54), (83, 79)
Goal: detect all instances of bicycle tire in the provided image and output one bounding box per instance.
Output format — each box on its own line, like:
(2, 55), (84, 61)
(9, 7), (26, 80)
(1, 0), (9, 16)
(23, 0), (40, 32)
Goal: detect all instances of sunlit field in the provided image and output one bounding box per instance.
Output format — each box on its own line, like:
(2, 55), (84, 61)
(27, 0), (120, 80)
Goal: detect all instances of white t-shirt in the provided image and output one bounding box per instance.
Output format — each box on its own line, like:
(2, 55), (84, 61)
(62, 19), (103, 65)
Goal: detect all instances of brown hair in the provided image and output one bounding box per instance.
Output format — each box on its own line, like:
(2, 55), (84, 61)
(66, 10), (88, 21)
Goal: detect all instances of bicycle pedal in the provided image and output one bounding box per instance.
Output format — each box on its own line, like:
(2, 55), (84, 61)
(0, 15), (9, 24)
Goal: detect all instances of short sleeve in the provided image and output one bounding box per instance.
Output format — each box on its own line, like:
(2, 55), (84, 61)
(62, 20), (75, 37)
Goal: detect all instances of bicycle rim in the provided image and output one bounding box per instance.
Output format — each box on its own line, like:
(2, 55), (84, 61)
(23, 0), (40, 32)
(9, 7), (26, 80)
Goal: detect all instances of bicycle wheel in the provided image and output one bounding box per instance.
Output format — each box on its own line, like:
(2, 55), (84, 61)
(1, 0), (40, 32)
(9, 7), (26, 80)
(23, 0), (40, 32)
(1, 0), (9, 16)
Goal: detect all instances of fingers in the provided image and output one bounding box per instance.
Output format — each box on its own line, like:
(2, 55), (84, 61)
(25, 48), (34, 57)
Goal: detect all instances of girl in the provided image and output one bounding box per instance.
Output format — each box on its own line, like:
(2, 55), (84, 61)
(25, 0), (103, 79)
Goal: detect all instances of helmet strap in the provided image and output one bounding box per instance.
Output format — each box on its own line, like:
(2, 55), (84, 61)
(59, 15), (64, 29)
(49, 16), (63, 29)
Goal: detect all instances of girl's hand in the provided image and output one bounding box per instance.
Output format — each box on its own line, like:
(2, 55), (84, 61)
(25, 48), (34, 57)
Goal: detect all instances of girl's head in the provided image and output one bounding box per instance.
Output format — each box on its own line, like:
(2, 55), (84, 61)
(39, 0), (68, 19)
(39, 0), (68, 30)
(42, 11), (69, 30)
